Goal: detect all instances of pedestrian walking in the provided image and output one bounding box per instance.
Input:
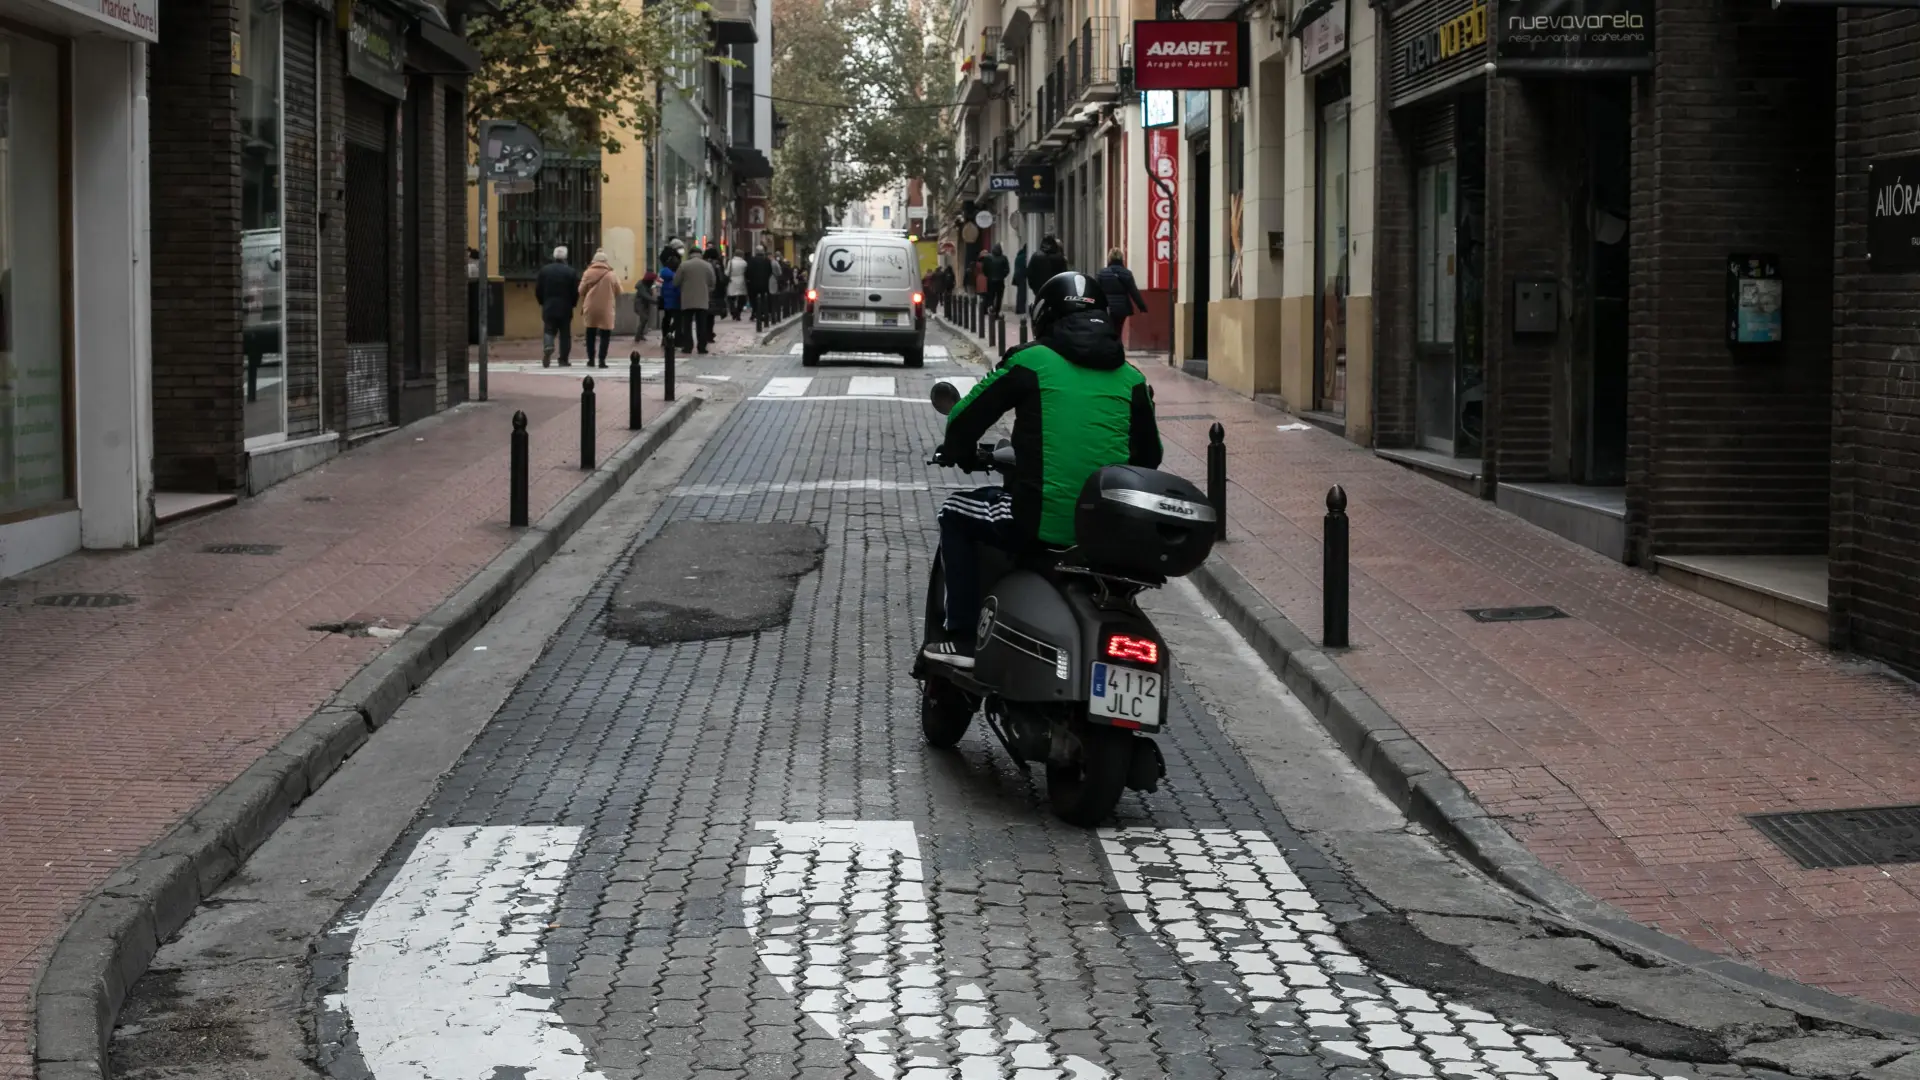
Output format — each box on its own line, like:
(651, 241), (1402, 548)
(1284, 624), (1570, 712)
(1096, 247), (1150, 343)
(1024, 235), (1068, 296)
(659, 250), (683, 350)
(982, 243), (1011, 317)
(578, 250), (620, 368)
(704, 247), (728, 346)
(746, 247), (775, 322)
(727, 249), (750, 320)
(673, 247), (717, 353)
(534, 245), (581, 367)
(634, 267), (658, 342)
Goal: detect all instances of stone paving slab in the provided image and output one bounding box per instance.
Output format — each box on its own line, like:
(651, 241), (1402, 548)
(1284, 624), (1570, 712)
(1134, 363), (1920, 1018)
(0, 327), (769, 1080)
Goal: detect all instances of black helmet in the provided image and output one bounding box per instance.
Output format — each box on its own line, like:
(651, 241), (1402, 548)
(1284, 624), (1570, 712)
(1031, 271), (1105, 337)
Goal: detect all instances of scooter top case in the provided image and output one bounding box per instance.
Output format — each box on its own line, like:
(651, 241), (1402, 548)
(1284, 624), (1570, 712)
(973, 571), (1172, 730)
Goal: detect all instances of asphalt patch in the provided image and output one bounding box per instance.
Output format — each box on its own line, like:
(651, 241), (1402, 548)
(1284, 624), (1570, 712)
(109, 969), (266, 1075)
(605, 521), (826, 644)
(1342, 913), (1727, 1062)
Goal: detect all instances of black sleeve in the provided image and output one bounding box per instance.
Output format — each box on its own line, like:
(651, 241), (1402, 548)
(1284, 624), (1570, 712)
(943, 363), (1036, 462)
(1126, 270), (1148, 315)
(1128, 382), (1163, 469)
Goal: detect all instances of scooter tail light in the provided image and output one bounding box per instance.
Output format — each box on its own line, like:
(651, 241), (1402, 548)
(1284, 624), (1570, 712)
(1105, 634), (1159, 665)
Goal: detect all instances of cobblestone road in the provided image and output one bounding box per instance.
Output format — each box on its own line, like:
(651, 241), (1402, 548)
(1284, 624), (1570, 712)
(309, 333), (1741, 1080)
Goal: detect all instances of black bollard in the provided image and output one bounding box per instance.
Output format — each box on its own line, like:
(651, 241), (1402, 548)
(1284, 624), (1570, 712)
(1207, 422), (1228, 542)
(580, 376), (597, 470)
(1324, 485), (1350, 649)
(628, 351), (643, 430)
(662, 317), (677, 402)
(997, 314), (1006, 350)
(1019, 318), (1029, 345)
(509, 410), (530, 527)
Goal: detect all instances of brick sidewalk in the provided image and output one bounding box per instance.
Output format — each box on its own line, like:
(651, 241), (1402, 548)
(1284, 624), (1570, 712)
(0, 364), (704, 1078)
(1137, 364), (1920, 1015)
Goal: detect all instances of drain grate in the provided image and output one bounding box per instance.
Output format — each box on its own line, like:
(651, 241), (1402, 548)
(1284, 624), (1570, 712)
(202, 543), (282, 556)
(1464, 605), (1568, 623)
(1750, 805), (1920, 869)
(33, 592), (136, 609)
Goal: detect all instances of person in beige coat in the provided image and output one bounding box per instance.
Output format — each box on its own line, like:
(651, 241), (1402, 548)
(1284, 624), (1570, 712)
(578, 250), (621, 368)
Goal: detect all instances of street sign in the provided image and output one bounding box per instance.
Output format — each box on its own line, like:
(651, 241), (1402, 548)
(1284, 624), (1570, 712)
(989, 173), (1021, 192)
(1132, 19), (1250, 91)
(975, 210), (995, 229)
(480, 120), (544, 185)
(1017, 164), (1056, 214)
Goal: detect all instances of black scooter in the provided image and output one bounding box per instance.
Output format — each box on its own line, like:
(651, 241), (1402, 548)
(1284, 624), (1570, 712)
(911, 381), (1218, 826)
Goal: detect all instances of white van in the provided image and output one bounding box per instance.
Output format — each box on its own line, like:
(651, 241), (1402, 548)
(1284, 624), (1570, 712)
(802, 228), (927, 367)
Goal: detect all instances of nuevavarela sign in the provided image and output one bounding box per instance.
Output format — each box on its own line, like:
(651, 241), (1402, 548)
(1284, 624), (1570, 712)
(1493, 0), (1652, 75)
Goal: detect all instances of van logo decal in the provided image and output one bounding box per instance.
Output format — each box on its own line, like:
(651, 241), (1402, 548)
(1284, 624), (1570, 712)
(827, 248), (855, 273)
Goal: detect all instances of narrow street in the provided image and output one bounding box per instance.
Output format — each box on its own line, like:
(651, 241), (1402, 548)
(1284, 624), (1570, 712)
(99, 324), (1870, 1080)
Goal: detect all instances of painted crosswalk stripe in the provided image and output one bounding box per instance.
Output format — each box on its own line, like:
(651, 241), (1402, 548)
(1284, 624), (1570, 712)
(1098, 829), (1690, 1080)
(945, 376), (978, 399)
(746, 820), (1125, 1080)
(847, 376), (896, 397)
(926, 345), (949, 359)
(761, 376), (813, 397)
(330, 826), (608, 1079)
(790, 342), (805, 354)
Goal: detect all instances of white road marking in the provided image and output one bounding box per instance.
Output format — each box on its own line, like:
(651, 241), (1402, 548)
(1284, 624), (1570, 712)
(1099, 829), (1691, 1080)
(672, 479), (929, 498)
(790, 342), (805, 354)
(926, 345), (949, 359)
(944, 376), (978, 399)
(332, 825), (608, 1080)
(697, 374), (732, 381)
(746, 820), (1127, 1080)
(761, 376), (814, 397)
(847, 376), (897, 397)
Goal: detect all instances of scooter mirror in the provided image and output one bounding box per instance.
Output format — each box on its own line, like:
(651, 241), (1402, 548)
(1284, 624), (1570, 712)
(930, 381), (961, 416)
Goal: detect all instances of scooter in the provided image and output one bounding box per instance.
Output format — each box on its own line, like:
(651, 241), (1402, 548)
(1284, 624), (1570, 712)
(911, 380), (1218, 826)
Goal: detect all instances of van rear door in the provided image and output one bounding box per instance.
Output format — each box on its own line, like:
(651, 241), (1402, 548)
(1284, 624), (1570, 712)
(864, 242), (918, 329)
(812, 242), (867, 328)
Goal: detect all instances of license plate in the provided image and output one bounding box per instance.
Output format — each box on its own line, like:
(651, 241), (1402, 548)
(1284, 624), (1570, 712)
(821, 310), (859, 323)
(878, 312), (900, 326)
(1090, 663), (1161, 726)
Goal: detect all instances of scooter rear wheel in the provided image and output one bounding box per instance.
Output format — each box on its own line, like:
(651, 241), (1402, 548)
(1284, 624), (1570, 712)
(1048, 721), (1133, 827)
(921, 680), (975, 748)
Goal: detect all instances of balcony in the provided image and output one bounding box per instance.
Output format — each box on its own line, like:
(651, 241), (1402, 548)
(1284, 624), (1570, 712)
(708, 0), (757, 45)
(1032, 18), (1119, 147)
(1073, 17), (1120, 103)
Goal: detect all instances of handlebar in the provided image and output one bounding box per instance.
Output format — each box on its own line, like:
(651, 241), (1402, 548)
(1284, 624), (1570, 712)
(928, 442), (1015, 472)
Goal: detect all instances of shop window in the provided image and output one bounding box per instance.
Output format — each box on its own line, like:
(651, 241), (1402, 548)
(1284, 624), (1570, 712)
(1225, 90), (1244, 299)
(1315, 91), (1349, 415)
(500, 154), (602, 278)
(0, 31), (70, 518)
(241, 0), (286, 443)
(1416, 163), (1456, 348)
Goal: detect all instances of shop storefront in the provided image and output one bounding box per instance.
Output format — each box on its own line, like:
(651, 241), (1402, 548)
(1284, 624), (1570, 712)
(1380, 0), (1486, 458)
(0, 0), (155, 577)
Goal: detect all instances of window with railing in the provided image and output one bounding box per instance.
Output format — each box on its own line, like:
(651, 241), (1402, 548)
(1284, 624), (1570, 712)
(499, 153), (602, 279)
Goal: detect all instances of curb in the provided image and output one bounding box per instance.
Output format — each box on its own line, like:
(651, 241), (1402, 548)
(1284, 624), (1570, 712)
(755, 312), (801, 345)
(1188, 555), (1920, 1042)
(31, 394), (707, 1080)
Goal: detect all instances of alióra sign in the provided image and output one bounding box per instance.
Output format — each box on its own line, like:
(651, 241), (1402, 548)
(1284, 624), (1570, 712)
(1869, 154), (1920, 273)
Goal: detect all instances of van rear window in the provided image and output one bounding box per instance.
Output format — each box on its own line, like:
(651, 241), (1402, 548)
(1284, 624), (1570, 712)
(866, 246), (916, 287)
(816, 244), (865, 288)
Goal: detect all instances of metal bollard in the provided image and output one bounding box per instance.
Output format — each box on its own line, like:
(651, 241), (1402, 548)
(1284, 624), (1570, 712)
(1019, 318), (1029, 345)
(1207, 422), (1228, 542)
(629, 351), (643, 429)
(663, 316), (677, 402)
(1324, 485), (1350, 649)
(581, 376), (597, 470)
(997, 314), (1006, 351)
(509, 410), (530, 527)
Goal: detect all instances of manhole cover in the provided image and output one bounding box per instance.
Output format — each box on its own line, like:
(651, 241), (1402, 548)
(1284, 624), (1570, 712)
(202, 543), (282, 556)
(33, 592), (136, 609)
(1464, 606), (1567, 623)
(1749, 805), (1920, 869)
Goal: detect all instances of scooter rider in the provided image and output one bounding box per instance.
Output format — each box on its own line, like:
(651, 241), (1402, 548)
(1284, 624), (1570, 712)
(923, 271), (1164, 669)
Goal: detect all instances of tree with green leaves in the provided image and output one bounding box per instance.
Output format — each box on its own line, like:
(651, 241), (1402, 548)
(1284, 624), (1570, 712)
(770, 0), (958, 248)
(466, 0), (715, 156)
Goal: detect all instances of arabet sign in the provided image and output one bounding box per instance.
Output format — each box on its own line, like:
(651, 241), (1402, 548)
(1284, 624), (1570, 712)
(1133, 20), (1250, 92)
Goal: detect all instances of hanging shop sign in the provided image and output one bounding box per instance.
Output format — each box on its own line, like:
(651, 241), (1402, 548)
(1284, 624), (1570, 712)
(1133, 19), (1252, 91)
(1017, 164), (1056, 214)
(1184, 90), (1211, 136)
(1494, 0), (1652, 75)
(347, 4), (408, 100)
(1295, 0), (1349, 75)
(1142, 89), (1178, 128)
(1726, 254), (1783, 347)
(1147, 127), (1179, 291)
(1388, 0), (1488, 109)
(1868, 154), (1920, 273)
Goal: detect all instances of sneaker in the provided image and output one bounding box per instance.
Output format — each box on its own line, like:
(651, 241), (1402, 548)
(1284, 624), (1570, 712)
(921, 640), (976, 669)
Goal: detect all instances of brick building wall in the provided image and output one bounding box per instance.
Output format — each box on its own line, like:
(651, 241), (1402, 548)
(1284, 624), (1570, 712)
(1832, 10), (1920, 671)
(150, 0), (244, 491)
(445, 86), (469, 403)
(1371, 85), (1420, 450)
(1625, 0), (1835, 561)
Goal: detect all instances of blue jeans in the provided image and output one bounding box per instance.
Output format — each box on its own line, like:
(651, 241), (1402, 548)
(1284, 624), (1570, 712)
(938, 487), (1019, 641)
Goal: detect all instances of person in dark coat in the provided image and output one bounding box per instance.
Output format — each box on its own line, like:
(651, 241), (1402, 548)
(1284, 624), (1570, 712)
(1012, 243), (1030, 314)
(745, 247), (776, 321)
(534, 245), (581, 367)
(1023, 235), (1068, 297)
(981, 243), (1011, 317)
(1096, 247), (1150, 343)
(704, 246), (728, 342)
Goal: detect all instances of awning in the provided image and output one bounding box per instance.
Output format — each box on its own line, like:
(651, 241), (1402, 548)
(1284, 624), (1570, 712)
(729, 146), (774, 180)
(379, 0), (452, 30)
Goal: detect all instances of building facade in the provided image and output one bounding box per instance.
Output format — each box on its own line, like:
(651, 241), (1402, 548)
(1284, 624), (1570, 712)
(0, 0), (155, 578)
(148, 0), (477, 501)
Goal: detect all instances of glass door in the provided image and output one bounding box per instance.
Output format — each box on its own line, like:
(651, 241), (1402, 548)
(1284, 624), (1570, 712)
(1314, 87), (1349, 416)
(1415, 160), (1457, 453)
